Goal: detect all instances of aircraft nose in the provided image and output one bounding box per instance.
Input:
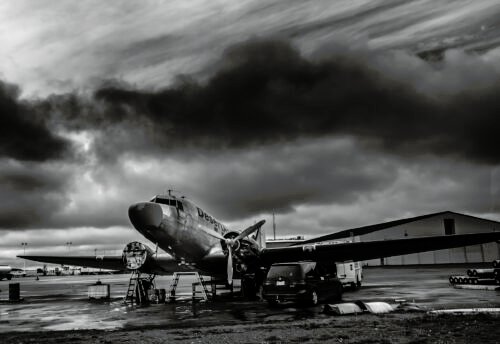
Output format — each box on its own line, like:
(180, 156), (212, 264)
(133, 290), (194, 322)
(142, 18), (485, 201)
(128, 202), (163, 231)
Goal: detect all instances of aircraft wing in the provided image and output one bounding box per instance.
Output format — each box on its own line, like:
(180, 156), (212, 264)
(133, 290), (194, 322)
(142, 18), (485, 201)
(295, 211), (450, 245)
(260, 231), (500, 264)
(18, 255), (126, 271)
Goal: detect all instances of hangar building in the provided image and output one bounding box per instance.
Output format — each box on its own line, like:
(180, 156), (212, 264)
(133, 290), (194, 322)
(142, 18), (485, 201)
(314, 211), (500, 266)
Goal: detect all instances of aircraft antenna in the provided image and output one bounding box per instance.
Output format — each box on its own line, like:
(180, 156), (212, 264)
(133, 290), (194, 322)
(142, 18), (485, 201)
(167, 189), (186, 199)
(167, 189), (179, 197)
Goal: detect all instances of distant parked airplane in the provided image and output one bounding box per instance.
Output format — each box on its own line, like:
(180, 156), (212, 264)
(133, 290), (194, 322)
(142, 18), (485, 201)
(0, 265), (23, 280)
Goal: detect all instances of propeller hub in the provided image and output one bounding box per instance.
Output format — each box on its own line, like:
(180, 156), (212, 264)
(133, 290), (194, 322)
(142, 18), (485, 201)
(226, 238), (240, 252)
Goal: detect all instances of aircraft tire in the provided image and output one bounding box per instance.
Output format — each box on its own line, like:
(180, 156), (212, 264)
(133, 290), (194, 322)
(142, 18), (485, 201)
(256, 284), (264, 301)
(242, 276), (262, 301)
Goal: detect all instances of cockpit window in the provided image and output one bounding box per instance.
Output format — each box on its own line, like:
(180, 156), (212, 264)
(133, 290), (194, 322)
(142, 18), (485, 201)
(154, 197), (184, 211)
(155, 198), (166, 205)
(155, 198), (173, 206)
(177, 200), (184, 211)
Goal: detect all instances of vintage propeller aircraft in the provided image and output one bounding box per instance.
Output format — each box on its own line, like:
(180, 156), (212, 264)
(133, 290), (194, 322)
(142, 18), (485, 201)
(19, 191), (500, 296)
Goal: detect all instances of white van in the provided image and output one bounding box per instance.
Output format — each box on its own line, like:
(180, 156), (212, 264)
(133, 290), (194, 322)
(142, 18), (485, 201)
(336, 261), (362, 289)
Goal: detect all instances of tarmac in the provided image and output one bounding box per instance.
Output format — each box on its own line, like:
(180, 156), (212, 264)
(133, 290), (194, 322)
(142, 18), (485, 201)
(0, 266), (499, 333)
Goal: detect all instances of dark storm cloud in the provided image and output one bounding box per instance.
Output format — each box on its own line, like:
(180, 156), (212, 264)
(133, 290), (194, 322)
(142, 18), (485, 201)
(0, 161), (70, 228)
(151, 139), (398, 220)
(87, 40), (500, 164)
(0, 81), (70, 161)
(2, 38), (500, 231)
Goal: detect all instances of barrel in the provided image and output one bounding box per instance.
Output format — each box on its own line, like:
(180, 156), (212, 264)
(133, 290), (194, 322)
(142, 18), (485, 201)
(9, 283), (20, 301)
(476, 279), (499, 285)
(493, 260), (499, 268)
(472, 269), (495, 278)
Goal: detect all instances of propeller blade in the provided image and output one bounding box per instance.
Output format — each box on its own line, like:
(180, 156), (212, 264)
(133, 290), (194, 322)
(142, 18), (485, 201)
(227, 245), (233, 285)
(235, 219), (266, 241)
(205, 229), (226, 241)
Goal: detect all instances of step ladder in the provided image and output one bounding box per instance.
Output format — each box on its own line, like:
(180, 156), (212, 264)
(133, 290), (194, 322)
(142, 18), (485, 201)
(168, 272), (210, 302)
(124, 270), (156, 305)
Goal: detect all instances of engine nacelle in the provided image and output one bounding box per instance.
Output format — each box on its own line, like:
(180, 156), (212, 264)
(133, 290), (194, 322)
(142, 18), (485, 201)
(122, 241), (155, 270)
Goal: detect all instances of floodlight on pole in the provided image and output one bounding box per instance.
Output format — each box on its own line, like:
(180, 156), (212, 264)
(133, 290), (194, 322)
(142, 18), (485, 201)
(21, 242), (28, 270)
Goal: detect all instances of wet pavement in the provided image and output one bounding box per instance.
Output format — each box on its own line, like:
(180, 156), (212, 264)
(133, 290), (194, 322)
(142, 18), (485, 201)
(0, 266), (499, 332)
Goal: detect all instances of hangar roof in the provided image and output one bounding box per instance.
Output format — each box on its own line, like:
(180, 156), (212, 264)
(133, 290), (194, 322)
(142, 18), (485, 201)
(299, 211), (500, 245)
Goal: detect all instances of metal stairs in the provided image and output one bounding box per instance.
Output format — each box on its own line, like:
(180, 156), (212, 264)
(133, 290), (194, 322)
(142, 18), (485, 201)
(167, 272), (210, 302)
(124, 270), (156, 305)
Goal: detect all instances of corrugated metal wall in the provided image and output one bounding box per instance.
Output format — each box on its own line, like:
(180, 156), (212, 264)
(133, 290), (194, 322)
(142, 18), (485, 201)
(362, 212), (500, 266)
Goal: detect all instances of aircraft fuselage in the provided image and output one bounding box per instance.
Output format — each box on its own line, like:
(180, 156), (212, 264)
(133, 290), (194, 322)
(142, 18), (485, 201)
(129, 194), (233, 263)
(0, 265), (13, 280)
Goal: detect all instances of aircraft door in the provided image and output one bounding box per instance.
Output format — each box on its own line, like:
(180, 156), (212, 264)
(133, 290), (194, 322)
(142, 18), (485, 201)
(176, 200), (186, 224)
(185, 213), (193, 231)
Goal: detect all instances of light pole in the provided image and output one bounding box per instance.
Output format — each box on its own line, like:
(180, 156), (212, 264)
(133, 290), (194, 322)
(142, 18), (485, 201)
(21, 242), (28, 270)
(66, 241), (72, 252)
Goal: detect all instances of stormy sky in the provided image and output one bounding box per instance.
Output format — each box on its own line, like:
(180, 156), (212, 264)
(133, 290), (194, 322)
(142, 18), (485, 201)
(1, 0), (500, 266)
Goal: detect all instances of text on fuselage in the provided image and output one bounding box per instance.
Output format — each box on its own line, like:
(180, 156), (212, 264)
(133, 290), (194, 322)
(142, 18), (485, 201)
(197, 207), (228, 234)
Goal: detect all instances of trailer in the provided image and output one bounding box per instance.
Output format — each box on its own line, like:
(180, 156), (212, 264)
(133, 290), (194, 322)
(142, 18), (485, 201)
(449, 260), (500, 287)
